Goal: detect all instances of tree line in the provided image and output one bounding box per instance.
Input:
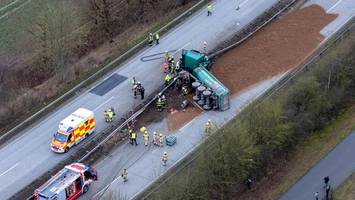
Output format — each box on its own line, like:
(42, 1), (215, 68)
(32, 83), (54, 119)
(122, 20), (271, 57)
(146, 28), (355, 200)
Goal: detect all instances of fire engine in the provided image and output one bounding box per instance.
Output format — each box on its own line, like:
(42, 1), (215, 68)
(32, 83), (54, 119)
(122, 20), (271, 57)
(51, 108), (95, 153)
(34, 163), (98, 200)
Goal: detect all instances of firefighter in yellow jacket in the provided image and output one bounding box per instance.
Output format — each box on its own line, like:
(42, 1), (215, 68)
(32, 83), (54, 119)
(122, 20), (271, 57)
(162, 152), (168, 166)
(204, 119), (213, 135)
(207, 3), (212, 16)
(143, 130), (149, 146)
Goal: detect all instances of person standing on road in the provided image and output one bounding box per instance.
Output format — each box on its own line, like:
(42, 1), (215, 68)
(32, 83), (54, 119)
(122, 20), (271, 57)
(131, 77), (137, 87)
(136, 83), (145, 100)
(121, 169), (128, 182)
(204, 119), (213, 135)
(143, 130), (149, 146)
(131, 131), (138, 146)
(129, 130), (133, 144)
(314, 192), (319, 200)
(207, 3), (212, 16)
(148, 33), (154, 46)
(162, 152), (168, 166)
(203, 41), (207, 54)
(159, 133), (164, 147)
(155, 33), (160, 45)
(325, 185), (331, 200)
(164, 74), (172, 86)
(153, 131), (159, 145)
(324, 176), (330, 186)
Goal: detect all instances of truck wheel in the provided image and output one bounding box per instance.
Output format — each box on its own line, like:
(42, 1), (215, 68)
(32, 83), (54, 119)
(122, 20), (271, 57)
(83, 185), (89, 193)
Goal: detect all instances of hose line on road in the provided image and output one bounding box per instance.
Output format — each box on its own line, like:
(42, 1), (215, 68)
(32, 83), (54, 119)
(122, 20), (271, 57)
(22, 0), (304, 199)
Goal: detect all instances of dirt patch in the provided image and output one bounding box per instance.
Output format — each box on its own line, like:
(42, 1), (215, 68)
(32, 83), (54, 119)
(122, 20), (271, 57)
(134, 88), (202, 133)
(212, 5), (337, 95)
(167, 105), (201, 132)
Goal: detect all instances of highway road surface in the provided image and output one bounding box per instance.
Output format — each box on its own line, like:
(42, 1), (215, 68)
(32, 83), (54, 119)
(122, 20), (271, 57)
(280, 0), (355, 200)
(83, 0), (355, 199)
(85, 75), (285, 200)
(86, 0), (355, 199)
(280, 132), (355, 200)
(0, 0), (280, 199)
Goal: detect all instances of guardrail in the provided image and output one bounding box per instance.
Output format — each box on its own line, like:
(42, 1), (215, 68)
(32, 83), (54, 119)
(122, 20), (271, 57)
(22, 78), (177, 200)
(209, 0), (297, 58)
(135, 6), (355, 200)
(78, 78), (177, 163)
(21, 0), (338, 199)
(0, 0), (209, 146)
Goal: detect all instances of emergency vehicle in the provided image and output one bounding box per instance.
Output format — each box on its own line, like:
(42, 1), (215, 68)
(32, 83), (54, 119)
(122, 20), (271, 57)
(34, 163), (98, 200)
(51, 108), (95, 153)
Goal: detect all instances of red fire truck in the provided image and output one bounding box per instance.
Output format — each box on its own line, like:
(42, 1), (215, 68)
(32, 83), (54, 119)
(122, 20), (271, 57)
(34, 163), (97, 200)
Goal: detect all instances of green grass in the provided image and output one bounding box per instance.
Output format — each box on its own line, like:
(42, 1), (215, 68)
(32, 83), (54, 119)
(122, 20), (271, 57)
(334, 173), (355, 200)
(0, 0), (81, 52)
(238, 103), (355, 200)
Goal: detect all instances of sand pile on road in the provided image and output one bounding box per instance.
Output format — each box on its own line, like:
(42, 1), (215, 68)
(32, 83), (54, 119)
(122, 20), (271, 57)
(212, 5), (337, 95)
(167, 106), (201, 132)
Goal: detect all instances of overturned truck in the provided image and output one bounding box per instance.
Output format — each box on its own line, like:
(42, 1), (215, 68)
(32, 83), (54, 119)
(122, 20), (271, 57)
(181, 49), (230, 111)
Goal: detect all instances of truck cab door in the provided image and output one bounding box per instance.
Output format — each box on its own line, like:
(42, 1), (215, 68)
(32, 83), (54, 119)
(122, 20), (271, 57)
(65, 183), (76, 199)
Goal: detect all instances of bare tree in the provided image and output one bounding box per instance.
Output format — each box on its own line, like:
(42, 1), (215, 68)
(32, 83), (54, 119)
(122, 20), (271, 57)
(89, 0), (118, 43)
(27, 0), (86, 74)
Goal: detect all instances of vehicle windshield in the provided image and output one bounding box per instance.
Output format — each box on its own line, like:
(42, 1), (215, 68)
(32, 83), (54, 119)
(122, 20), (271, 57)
(54, 132), (68, 143)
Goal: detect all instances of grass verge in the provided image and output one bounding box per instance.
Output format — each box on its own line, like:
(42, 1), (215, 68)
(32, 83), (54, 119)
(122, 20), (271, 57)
(0, 0), (206, 142)
(238, 102), (355, 200)
(333, 173), (355, 200)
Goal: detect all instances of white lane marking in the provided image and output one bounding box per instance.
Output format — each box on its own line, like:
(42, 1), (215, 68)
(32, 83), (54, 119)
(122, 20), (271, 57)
(179, 120), (194, 131)
(93, 96), (115, 111)
(0, 0), (20, 12)
(327, 0), (344, 12)
(240, 0), (251, 8)
(0, 163), (19, 177)
(0, 0), (31, 20)
(173, 42), (191, 56)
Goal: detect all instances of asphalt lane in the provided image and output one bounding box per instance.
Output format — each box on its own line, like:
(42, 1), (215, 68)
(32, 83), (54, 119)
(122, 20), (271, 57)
(84, 75), (285, 200)
(0, 0), (279, 199)
(280, 132), (355, 200)
(280, 0), (355, 199)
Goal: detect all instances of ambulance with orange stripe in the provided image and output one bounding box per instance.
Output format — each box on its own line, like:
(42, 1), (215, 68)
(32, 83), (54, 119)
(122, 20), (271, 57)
(51, 108), (95, 153)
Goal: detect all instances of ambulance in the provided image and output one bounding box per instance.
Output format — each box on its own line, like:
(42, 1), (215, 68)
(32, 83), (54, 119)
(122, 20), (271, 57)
(34, 163), (98, 200)
(51, 108), (95, 153)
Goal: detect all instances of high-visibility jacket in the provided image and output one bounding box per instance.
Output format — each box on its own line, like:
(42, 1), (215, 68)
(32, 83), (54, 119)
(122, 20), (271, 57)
(140, 127), (147, 133)
(148, 35), (153, 41)
(207, 5), (212, 12)
(157, 98), (163, 106)
(155, 34), (160, 40)
(108, 111), (113, 119)
(165, 74), (172, 82)
(162, 154), (168, 161)
(143, 133), (149, 140)
(131, 132), (137, 139)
